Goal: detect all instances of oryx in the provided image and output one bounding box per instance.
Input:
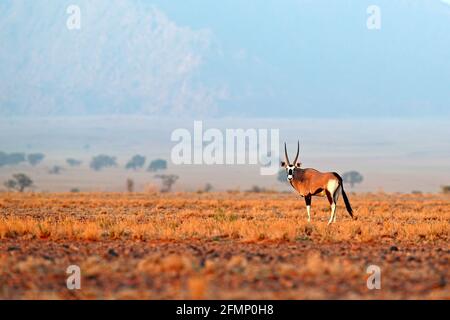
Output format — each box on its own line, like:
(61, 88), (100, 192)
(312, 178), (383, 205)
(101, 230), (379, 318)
(281, 141), (355, 224)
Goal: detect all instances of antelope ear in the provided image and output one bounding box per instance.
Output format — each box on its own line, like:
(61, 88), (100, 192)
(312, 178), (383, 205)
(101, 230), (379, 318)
(296, 162), (301, 168)
(280, 161), (286, 167)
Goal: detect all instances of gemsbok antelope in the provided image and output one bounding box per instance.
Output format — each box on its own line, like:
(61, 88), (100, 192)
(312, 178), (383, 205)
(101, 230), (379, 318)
(281, 141), (355, 224)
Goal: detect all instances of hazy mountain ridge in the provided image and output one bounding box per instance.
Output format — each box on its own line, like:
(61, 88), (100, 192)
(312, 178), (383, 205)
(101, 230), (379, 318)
(1, 1), (450, 117)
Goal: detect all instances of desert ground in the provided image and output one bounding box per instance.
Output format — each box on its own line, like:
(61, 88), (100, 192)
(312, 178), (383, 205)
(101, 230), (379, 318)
(0, 191), (448, 299)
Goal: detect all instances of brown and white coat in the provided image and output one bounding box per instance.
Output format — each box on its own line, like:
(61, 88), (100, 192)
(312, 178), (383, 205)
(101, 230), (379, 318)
(281, 141), (355, 224)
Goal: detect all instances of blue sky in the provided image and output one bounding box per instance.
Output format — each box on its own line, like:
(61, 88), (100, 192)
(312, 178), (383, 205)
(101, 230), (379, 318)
(0, 0), (449, 117)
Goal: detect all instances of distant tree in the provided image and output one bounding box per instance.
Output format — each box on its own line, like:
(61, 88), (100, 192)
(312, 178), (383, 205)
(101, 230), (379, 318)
(70, 188), (80, 193)
(148, 159), (167, 172)
(90, 155), (117, 171)
(155, 174), (178, 192)
(248, 185), (266, 193)
(66, 158), (82, 167)
(277, 169), (287, 183)
(0, 152), (26, 167)
(342, 171), (364, 188)
(126, 178), (134, 192)
(204, 183), (213, 192)
(27, 153), (45, 166)
(48, 166), (63, 175)
(442, 185), (450, 195)
(4, 173), (34, 192)
(125, 155), (146, 170)
(8, 153), (26, 165)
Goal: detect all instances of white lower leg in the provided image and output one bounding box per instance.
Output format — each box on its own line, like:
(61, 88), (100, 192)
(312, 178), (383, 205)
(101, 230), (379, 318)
(328, 204), (336, 225)
(306, 205), (311, 222)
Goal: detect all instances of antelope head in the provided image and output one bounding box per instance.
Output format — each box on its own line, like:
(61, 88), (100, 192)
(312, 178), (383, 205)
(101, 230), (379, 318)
(280, 141), (301, 181)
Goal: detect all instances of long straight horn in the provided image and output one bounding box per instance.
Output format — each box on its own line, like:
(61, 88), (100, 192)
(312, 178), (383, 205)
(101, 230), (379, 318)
(284, 142), (290, 165)
(293, 140), (300, 165)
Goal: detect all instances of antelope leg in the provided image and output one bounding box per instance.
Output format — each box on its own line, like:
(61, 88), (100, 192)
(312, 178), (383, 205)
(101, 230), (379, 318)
(305, 195), (312, 222)
(325, 191), (334, 225)
(333, 187), (341, 223)
(328, 203), (336, 225)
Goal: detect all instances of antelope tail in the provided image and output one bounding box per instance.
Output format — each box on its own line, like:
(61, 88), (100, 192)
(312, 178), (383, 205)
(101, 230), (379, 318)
(341, 186), (354, 219)
(333, 173), (356, 219)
